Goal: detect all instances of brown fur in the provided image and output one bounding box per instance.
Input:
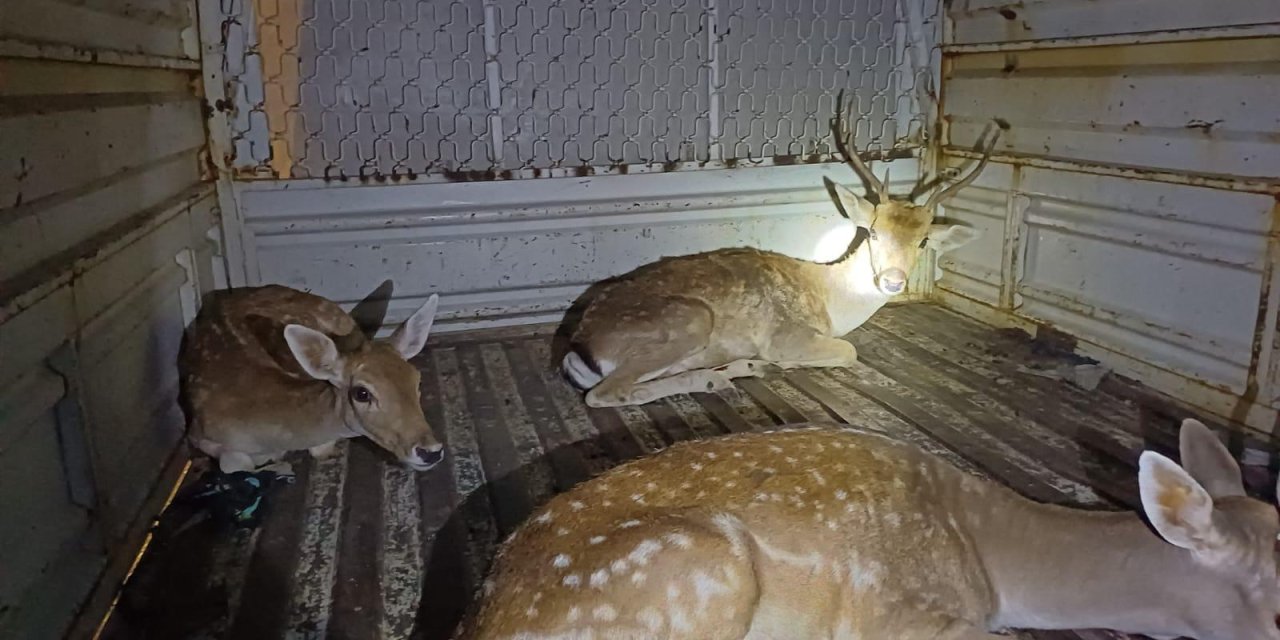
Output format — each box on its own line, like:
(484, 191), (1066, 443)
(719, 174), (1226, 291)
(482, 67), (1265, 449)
(180, 283), (444, 472)
(459, 420), (1280, 640)
(561, 98), (999, 408)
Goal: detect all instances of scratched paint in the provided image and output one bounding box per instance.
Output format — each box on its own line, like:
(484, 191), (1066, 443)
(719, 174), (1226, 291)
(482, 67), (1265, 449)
(284, 442), (350, 638)
(379, 463), (422, 640)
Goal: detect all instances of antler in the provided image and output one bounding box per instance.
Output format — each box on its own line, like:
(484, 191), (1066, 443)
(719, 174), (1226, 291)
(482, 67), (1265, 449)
(831, 89), (888, 204)
(922, 120), (1003, 210)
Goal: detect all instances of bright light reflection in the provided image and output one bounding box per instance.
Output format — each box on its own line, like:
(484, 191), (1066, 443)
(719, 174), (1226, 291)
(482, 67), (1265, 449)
(811, 221), (857, 263)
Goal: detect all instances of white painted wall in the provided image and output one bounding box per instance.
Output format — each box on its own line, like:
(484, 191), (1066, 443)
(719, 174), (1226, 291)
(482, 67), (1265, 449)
(233, 161), (922, 332)
(936, 0), (1280, 431)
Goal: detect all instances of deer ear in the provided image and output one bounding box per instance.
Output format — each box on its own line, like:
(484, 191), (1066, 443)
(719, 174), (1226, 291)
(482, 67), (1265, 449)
(824, 176), (876, 229)
(389, 294), (439, 359)
(284, 324), (343, 382)
(350, 279), (394, 339)
(1139, 451), (1222, 552)
(1178, 418), (1245, 499)
(927, 224), (981, 254)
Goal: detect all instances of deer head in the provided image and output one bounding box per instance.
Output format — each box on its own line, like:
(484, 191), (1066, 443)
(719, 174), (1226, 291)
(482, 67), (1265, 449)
(824, 90), (998, 295)
(1134, 418), (1280, 639)
(282, 285), (444, 470)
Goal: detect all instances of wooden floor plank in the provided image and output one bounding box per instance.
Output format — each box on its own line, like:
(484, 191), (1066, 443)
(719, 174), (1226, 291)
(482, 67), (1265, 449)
(500, 341), (597, 490)
(736, 378), (809, 423)
(691, 390), (757, 433)
(825, 364), (1103, 506)
(456, 345), (538, 539)
(326, 442), (385, 640)
(854, 331), (1140, 508)
(479, 343), (558, 508)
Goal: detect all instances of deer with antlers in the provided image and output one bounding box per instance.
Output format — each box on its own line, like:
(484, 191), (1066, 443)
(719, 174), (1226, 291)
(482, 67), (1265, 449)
(562, 91), (1002, 407)
(458, 419), (1280, 639)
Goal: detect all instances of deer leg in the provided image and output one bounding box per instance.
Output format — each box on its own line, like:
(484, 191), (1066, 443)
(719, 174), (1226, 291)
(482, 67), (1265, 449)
(761, 325), (857, 370)
(585, 337), (708, 407)
(218, 451), (255, 474)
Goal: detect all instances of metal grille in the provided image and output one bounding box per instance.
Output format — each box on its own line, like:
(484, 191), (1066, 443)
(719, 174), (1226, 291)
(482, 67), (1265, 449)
(216, 0), (938, 180)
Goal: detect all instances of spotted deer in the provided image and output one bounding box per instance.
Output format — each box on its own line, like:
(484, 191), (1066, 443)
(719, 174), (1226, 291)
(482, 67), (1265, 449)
(458, 420), (1280, 640)
(562, 92), (1000, 408)
(179, 280), (445, 473)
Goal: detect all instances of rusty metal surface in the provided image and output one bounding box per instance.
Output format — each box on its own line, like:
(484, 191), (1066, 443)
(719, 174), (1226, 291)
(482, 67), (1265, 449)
(100, 303), (1277, 640)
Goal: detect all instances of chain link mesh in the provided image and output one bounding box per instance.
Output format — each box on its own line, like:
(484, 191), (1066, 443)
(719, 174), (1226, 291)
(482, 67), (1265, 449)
(217, 0), (938, 179)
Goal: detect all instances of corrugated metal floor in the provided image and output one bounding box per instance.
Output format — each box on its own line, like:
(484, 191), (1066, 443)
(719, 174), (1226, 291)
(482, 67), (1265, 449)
(102, 303), (1277, 640)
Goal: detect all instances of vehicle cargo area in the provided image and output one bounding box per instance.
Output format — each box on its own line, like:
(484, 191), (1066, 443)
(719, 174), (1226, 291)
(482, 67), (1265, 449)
(3, 0), (1279, 638)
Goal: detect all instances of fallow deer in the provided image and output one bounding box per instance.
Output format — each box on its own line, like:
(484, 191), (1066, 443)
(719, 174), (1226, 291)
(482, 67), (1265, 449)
(458, 419), (1280, 640)
(562, 91), (1001, 407)
(179, 281), (445, 473)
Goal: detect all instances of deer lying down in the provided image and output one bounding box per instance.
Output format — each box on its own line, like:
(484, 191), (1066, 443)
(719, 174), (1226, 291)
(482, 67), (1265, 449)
(179, 281), (445, 473)
(563, 92), (998, 408)
(459, 420), (1280, 640)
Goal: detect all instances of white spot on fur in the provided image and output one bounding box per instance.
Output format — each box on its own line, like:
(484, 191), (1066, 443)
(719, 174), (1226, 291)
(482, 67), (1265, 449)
(666, 584), (681, 600)
(592, 604), (617, 622)
(589, 535), (607, 545)
(692, 570), (732, 607)
(524, 605), (539, 618)
(590, 569), (609, 589)
(732, 451), (743, 458)
(628, 539), (662, 565)
(848, 557), (884, 589)
(631, 571), (647, 586)
(690, 462), (703, 471)
(566, 606), (582, 622)
(711, 512), (749, 558)
(637, 607), (664, 632)
(664, 532), (694, 549)
(569, 500), (586, 511)
(646, 482), (658, 491)
(630, 493), (647, 505)
(610, 559), (630, 574)
(563, 574), (581, 588)
(557, 527), (570, 536)
(553, 554), (571, 568)
(835, 489), (848, 501)
(619, 520), (641, 529)
(535, 512), (553, 524)
(705, 451), (718, 460)
(886, 513), (901, 528)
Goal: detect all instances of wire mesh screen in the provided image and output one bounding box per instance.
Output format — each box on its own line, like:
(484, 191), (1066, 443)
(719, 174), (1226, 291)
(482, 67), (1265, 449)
(217, 0), (938, 180)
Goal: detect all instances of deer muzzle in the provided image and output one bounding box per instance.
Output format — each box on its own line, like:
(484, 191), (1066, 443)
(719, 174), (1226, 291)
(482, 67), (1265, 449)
(876, 268), (908, 295)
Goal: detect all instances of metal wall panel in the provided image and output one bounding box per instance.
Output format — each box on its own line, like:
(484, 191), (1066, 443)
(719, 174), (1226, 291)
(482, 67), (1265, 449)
(937, 8), (1280, 431)
(0, 0), (217, 634)
(949, 0), (1279, 45)
(236, 161), (921, 331)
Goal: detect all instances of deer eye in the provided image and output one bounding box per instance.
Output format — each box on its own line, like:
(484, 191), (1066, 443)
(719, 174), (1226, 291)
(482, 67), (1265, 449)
(351, 385), (373, 404)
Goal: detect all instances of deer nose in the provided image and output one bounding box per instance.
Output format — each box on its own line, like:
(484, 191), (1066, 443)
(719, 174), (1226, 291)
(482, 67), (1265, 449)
(878, 269), (907, 294)
(413, 444), (444, 468)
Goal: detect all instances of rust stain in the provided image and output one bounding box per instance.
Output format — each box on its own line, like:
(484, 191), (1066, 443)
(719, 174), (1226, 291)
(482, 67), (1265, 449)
(254, 0), (301, 179)
(1185, 119), (1224, 134)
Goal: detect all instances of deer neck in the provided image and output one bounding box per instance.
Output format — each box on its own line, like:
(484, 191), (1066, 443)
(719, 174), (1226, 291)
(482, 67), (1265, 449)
(962, 486), (1216, 637)
(816, 242), (891, 336)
